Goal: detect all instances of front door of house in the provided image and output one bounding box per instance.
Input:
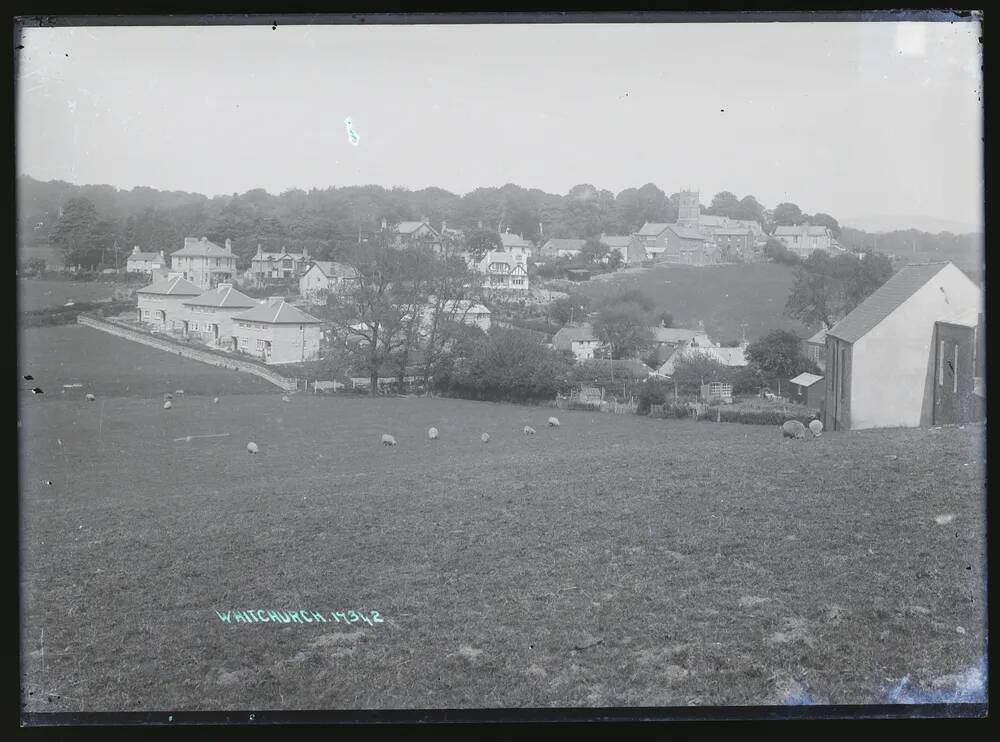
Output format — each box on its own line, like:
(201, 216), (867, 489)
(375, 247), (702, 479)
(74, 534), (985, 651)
(933, 322), (975, 425)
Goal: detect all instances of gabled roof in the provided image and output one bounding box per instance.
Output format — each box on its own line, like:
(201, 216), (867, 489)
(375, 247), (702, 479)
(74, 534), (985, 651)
(790, 372), (824, 387)
(599, 235), (633, 249)
(637, 222), (672, 237)
(665, 224), (709, 241)
(775, 225), (832, 237)
(699, 214), (729, 227)
(254, 250), (305, 262)
(183, 284), (257, 309)
(543, 238), (587, 251)
(135, 275), (204, 296)
(306, 261), (359, 280)
(827, 262), (952, 344)
(171, 237), (232, 257)
(553, 323), (598, 350)
(657, 344), (749, 376)
(395, 221), (439, 236)
(500, 232), (533, 249)
(650, 327), (715, 345)
(232, 300), (322, 324)
(128, 251), (163, 262)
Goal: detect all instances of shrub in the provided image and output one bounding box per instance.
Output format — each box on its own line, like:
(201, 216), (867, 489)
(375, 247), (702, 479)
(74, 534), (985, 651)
(716, 408), (815, 426)
(635, 377), (673, 414)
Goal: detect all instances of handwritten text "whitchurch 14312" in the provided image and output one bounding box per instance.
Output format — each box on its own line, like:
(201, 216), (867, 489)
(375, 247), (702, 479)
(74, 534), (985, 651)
(215, 609), (383, 625)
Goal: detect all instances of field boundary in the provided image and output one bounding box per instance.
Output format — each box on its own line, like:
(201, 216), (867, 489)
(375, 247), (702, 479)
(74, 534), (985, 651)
(77, 314), (298, 391)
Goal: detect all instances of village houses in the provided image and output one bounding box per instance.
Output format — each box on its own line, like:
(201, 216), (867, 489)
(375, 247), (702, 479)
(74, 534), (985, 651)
(539, 238), (587, 260)
(170, 237), (238, 289)
(774, 224), (842, 260)
(179, 283), (258, 347)
(822, 261), (983, 431)
(230, 297), (323, 364)
(248, 245), (311, 284)
(135, 273), (203, 330)
(553, 323), (603, 361)
(125, 246), (166, 274)
(299, 261), (360, 304)
(474, 242), (530, 292)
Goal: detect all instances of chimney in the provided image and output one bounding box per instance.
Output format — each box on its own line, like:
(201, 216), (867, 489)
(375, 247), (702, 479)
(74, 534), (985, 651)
(441, 221), (447, 233)
(158, 250), (164, 259)
(225, 238), (233, 253)
(421, 215), (428, 224)
(302, 246), (309, 258)
(132, 245), (140, 255)
(168, 271), (183, 281)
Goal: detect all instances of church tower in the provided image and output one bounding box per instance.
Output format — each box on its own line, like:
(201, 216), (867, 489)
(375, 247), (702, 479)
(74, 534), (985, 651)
(677, 190), (701, 228)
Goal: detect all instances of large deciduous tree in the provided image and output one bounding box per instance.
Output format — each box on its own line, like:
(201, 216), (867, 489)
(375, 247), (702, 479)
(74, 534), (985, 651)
(50, 197), (103, 268)
(593, 300), (654, 360)
(745, 329), (818, 380)
(784, 250), (893, 329)
(772, 202), (805, 227)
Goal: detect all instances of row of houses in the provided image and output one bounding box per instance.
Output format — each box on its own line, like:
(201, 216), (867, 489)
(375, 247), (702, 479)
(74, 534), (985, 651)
(135, 275), (322, 364)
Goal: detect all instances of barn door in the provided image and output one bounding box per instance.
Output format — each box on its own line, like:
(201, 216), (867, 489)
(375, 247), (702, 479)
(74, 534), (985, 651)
(933, 323), (975, 425)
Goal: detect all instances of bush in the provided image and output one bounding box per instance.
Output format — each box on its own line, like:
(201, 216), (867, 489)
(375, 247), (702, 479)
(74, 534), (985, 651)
(634, 377), (673, 414)
(716, 408), (815, 426)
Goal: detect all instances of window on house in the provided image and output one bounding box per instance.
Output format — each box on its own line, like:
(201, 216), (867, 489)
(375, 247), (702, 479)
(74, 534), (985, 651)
(240, 337), (248, 347)
(938, 340), (944, 385)
(256, 339), (265, 351)
(192, 322), (199, 332)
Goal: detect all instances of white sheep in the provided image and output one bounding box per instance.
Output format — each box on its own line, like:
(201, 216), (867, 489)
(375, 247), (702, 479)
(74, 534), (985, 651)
(523, 426), (536, 435)
(85, 393), (96, 402)
(381, 434), (397, 446)
(246, 441), (259, 454)
(282, 395), (290, 402)
(548, 416), (560, 427)
(213, 397), (219, 404)
(481, 433), (490, 443)
(781, 420), (807, 440)
(428, 427), (439, 440)
(809, 419), (824, 437)
(175, 390), (185, 396)
(163, 400), (172, 410)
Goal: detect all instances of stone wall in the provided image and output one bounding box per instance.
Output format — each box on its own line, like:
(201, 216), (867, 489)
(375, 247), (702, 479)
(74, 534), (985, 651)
(77, 314), (298, 391)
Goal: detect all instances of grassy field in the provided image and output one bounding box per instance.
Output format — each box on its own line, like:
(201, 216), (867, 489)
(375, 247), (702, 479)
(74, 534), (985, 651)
(18, 325), (279, 398)
(18, 279), (120, 313)
(573, 263), (805, 342)
(19, 383), (986, 711)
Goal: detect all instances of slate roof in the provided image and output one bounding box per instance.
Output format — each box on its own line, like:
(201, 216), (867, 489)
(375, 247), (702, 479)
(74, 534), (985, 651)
(826, 262), (951, 344)
(699, 214), (729, 227)
(650, 327), (715, 346)
(665, 224), (709, 241)
(183, 284), (257, 309)
(135, 275), (204, 296)
(500, 233), (533, 249)
(395, 221), (439, 236)
(543, 238), (587, 252)
(307, 261), (359, 280)
(171, 237), (232, 257)
(600, 235), (633, 249)
(790, 372), (824, 387)
(232, 300), (322, 324)
(714, 227), (753, 236)
(128, 251), (163, 262)
(656, 345), (749, 376)
(637, 222), (672, 237)
(553, 323), (599, 350)
(775, 225), (832, 237)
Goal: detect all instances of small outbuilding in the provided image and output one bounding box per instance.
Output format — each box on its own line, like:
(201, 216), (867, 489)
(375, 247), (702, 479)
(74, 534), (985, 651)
(788, 372), (826, 411)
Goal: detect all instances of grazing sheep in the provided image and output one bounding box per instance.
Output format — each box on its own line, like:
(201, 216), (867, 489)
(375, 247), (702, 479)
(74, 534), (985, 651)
(246, 442), (259, 454)
(164, 393), (173, 400)
(428, 427), (439, 440)
(381, 433), (397, 446)
(31, 387), (44, 395)
(163, 400), (172, 410)
(523, 426), (536, 435)
(481, 433), (490, 443)
(548, 417), (560, 427)
(175, 390), (184, 396)
(85, 393), (96, 402)
(213, 397), (220, 404)
(809, 419), (824, 437)
(781, 420), (807, 440)
(282, 395), (290, 402)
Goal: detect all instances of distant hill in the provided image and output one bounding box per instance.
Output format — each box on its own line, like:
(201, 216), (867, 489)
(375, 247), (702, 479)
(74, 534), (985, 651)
(842, 215), (982, 236)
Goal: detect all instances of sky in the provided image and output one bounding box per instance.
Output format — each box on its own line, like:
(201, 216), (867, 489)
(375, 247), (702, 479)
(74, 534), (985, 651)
(16, 18), (984, 230)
